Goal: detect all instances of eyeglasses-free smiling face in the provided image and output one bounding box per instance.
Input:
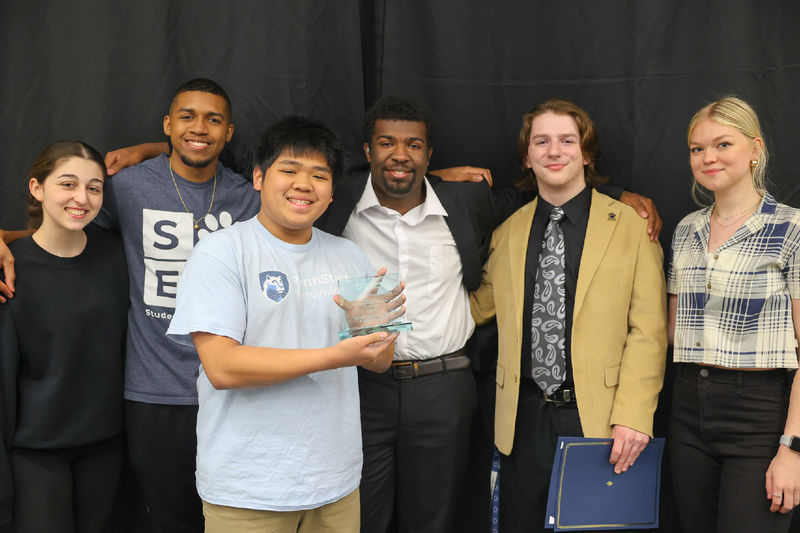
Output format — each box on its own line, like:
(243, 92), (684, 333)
(689, 119), (761, 197)
(253, 149), (333, 244)
(29, 156), (105, 233)
(524, 111), (589, 203)
(163, 90), (234, 175)
(365, 119), (432, 214)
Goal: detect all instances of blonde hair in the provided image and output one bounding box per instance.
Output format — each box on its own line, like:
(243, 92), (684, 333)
(687, 96), (768, 205)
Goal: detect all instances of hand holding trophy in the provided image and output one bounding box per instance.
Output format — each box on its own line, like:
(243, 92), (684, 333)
(334, 268), (412, 340)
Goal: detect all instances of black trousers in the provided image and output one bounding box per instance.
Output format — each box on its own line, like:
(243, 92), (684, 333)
(358, 365), (476, 533)
(498, 379), (582, 533)
(670, 364), (794, 533)
(455, 367), (497, 533)
(11, 433), (123, 533)
(124, 401), (203, 533)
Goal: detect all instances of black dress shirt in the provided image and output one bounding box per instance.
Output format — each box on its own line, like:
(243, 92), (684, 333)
(521, 186), (592, 388)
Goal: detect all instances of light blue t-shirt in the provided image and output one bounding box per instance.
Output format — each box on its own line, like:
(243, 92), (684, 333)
(167, 217), (372, 511)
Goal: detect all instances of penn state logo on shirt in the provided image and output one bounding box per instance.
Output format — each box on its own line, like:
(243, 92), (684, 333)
(259, 271), (289, 303)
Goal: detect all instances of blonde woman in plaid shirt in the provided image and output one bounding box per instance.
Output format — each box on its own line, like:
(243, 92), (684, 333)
(667, 96), (800, 532)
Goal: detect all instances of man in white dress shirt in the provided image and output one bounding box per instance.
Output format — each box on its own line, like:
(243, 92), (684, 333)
(318, 96), (514, 533)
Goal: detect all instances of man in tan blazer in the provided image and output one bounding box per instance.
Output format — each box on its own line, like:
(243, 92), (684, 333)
(470, 99), (667, 532)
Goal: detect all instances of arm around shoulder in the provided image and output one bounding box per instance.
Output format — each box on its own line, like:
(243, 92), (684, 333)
(1, 230), (33, 246)
(105, 142), (169, 175)
(0, 230), (33, 303)
(618, 190), (663, 241)
(430, 166), (493, 186)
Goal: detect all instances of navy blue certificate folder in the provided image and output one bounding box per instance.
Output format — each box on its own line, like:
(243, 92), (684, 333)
(544, 437), (665, 530)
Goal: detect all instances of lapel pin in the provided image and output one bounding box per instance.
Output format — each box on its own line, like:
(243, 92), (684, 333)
(608, 212), (616, 220)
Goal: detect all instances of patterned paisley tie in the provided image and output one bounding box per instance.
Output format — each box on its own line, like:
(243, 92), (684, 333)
(530, 206), (567, 395)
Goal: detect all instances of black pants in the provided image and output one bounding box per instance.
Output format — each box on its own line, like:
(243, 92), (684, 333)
(455, 367), (497, 533)
(11, 433), (123, 533)
(358, 365), (476, 533)
(498, 379), (582, 533)
(124, 401), (203, 533)
(670, 364), (794, 533)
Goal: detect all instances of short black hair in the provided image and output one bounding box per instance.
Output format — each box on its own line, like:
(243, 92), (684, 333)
(362, 96), (437, 149)
(169, 78), (232, 120)
(253, 116), (343, 183)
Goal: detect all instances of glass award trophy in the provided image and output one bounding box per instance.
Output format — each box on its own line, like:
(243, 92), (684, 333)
(337, 272), (413, 340)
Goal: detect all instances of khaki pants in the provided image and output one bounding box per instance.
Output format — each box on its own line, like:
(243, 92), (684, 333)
(203, 488), (360, 533)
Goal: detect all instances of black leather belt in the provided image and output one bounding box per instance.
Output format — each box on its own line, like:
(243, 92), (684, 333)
(391, 351), (470, 379)
(542, 387), (577, 407)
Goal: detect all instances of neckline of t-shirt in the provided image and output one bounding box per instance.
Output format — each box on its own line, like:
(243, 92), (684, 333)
(160, 154), (223, 189)
(19, 234), (87, 269)
(250, 217), (319, 252)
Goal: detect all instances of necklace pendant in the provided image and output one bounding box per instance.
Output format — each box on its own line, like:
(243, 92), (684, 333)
(194, 223), (200, 230)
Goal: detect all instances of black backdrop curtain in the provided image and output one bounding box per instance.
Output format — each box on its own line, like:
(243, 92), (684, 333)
(2, 0), (799, 246)
(1, 2), (799, 531)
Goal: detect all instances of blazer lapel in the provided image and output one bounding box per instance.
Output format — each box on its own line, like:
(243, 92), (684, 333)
(510, 199), (537, 328)
(574, 190), (621, 320)
(434, 179), (482, 290)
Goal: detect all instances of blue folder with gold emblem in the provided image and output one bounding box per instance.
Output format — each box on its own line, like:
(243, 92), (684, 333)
(544, 437), (665, 530)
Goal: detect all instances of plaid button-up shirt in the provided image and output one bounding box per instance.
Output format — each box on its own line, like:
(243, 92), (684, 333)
(668, 193), (800, 368)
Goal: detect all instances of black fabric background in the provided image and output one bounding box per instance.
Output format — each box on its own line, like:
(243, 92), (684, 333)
(1, 1), (799, 532)
(2, 0), (799, 247)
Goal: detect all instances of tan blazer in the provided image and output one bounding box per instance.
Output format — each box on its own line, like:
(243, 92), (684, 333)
(470, 189), (667, 455)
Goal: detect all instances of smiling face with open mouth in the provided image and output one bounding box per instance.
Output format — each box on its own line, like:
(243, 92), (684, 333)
(29, 156), (105, 234)
(253, 149), (334, 244)
(163, 90), (234, 179)
(365, 119), (432, 214)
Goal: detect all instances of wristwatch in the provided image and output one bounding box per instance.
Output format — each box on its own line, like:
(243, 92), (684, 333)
(779, 435), (800, 453)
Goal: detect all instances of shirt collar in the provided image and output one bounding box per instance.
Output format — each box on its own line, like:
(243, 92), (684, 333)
(759, 192), (776, 215)
(693, 192), (774, 234)
(536, 185), (591, 225)
(355, 174), (448, 219)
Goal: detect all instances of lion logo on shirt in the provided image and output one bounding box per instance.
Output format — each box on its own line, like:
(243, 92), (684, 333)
(259, 271), (289, 303)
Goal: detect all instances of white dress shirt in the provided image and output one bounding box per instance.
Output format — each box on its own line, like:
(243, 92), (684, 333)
(343, 175), (476, 360)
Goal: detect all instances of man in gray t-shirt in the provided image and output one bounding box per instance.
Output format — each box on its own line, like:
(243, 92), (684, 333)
(95, 78), (259, 533)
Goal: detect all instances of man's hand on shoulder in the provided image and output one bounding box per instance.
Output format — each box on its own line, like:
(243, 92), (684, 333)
(105, 142), (170, 175)
(619, 191), (662, 241)
(0, 232), (16, 303)
(609, 424), (650, 474)
(432, 166), (493, 187)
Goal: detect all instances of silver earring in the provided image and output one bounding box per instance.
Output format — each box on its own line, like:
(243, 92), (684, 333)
(750, 159), (758, 167)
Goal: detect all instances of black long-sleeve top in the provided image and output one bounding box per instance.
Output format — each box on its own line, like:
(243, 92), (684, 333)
(0, 226), (128, 524)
